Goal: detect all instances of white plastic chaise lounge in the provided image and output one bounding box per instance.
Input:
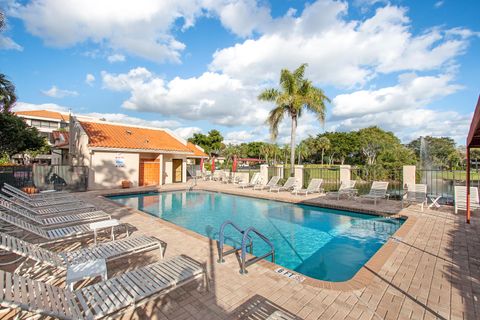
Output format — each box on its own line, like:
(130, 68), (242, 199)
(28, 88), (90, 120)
(2, 187), (89, 208)
(3, 182), (73, 200)
(327, 180), (357, 200)
(0, 211), (127, 243)
(238, 172), (260, 189)
(402, 184), (427, 211)
(359, 181), (389, 205)
(454, 186), (480, 214)
(0, 255), (206, 319)
(253, 176), (280, 191)
(0, 197), (111, 227)
(0, 232), (164, 268)
(269, 177), (297, 193)
(292, 179), (323, 196)
(0, 193), (95, 215)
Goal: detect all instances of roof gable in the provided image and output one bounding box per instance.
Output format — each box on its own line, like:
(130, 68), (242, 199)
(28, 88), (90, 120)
(15, 110), (68, 121)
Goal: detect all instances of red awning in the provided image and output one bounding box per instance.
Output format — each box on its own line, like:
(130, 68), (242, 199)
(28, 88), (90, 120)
(467, 95), (480, 148)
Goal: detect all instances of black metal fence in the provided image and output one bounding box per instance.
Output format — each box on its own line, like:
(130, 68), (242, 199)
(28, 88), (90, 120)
(416, 168), (480, 205)
(0, 165), (89, 192)
(303, 166), (340, 191)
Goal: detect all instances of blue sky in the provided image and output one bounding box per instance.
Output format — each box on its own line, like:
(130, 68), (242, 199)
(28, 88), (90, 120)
(1, 0), (479, 144)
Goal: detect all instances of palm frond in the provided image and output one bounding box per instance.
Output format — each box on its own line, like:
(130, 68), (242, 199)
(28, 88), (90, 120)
(258, 88), (280, 101)
(266, 105), (286, 140)
(280, 69), (295, 95)
(293, 63), (308, 83)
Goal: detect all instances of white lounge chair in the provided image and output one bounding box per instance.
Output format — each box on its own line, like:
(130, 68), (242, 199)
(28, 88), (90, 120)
(0, 197), (111, 227)
(0, 255), (206, 319)
(0, 193), (95, 215)
(402, 184), (427, 211)
(3, 182), (72, 199)
(3, 187), (88, 208)
(238, 172), (260, 189)
(292, 178), (323, 195)
(454, 186), (480, 214)
(269, 177), (297, 193)
(359, 181), (389, 205)
(0, 212), (126, 242)
(254, 176), (280, 190)
(327, 180), (357, 200)
(0, 232), (163, 268)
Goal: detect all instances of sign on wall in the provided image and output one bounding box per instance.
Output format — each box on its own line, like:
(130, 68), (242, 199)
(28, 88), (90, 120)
(115, 154), (125, 167)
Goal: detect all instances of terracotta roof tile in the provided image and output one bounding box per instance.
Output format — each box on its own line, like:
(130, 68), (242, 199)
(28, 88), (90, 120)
(15, 110), (68, 121)
(187, 142), (208, 158)
(80, 121), (193, 153)
(52, 131), (69, 147)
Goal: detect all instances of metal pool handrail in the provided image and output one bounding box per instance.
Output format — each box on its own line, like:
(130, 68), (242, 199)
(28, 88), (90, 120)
(217, 220), (252, 263)
(240, 226), (275, 274)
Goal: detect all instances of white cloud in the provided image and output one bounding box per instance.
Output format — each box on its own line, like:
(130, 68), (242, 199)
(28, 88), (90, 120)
(0, 35), (23, 51)
(8, 0), (204, 63)
(331, 73), (462, 118)
(13, 102), (69, 112)
(210, 3), (474, 88)
(41, 85), (79, 98)
(83, 112), (181, 128)
(107, 54), (125, 63)
(101, 67), (270, 126)
(85, 74), (95, 86)
(434, 1), (445, 8)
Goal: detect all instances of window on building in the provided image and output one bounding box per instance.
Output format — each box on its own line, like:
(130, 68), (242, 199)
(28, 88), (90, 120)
(31, 120), (58, 128)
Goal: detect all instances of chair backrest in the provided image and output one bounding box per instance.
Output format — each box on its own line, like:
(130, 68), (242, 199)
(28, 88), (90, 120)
(0, 211), (48, 238)
(406, 184), (427, 201)
(283, 177), (296, 188)
(454, 186), (479, 209)
(267, 176), (280, 186)
(3, 183), (30, 199)
(250, 172), (260, 184)
(307, 179), (323, 191)
(339, 180), (356, 191)
(2, 188), (32, 203)
(369, 181), (389, 196)
(0, 269), (81, 319)
(0, 196), (40, 223)
(0, 232), (64, 267)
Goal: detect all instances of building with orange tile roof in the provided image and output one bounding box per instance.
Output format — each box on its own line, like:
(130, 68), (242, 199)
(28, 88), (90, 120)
(69, 117), (207, 189)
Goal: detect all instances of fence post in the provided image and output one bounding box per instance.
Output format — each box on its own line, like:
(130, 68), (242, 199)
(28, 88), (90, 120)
(339, 165), (351, 182)
(275, 164), (284, 179)
(403, 165), (416, 188)
(260, 164), (269, 184)
(294, 165), (304, 188)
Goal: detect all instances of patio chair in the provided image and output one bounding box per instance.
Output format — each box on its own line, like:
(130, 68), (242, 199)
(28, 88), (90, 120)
(359, 181), (389, 205)
(292, 179), (323, 196)
(254, 176), (280, 191)
(402, 184), (427, 211)
(327, 180), (357, 200)
(0, 254), (206, 319)
(0, 197), (111, 227)
(0, 211), (126, 242)
(454, 186), (480, 214)
(238, 172), (260, 189)
(269, 177), (297, 193)
(2, 187), (88, 208)
(0, 193), (96, 215)
(3, 182), (72, 199)
(0, 232), (163, 268)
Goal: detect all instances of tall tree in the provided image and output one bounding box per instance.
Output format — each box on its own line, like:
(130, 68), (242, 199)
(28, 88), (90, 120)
(317, 136), (331, 165)
(259, 63), (329, 173)
(188, 129), (224, 157)
(0, 112), (46, 160)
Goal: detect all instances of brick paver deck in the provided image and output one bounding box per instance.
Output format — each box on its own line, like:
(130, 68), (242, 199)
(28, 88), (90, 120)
(0, 181), (478, 319)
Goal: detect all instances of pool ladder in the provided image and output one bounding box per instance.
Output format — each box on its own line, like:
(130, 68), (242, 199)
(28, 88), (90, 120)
(217, 220), (275, 274)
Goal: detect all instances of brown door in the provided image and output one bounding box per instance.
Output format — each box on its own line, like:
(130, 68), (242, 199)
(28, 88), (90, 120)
(139, 160), (160, 186)
(172, 159), (183, 183)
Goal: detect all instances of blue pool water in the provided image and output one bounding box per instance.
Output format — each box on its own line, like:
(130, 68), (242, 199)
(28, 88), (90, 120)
(109, 190), (403, 282)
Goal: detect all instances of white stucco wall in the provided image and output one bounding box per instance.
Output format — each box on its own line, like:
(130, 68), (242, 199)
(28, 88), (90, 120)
(162, 154), (187, 184)
(89, 151), (140, 189)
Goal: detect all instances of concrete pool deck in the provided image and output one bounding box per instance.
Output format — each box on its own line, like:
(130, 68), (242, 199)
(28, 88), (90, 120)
(0, 180), (479, 319)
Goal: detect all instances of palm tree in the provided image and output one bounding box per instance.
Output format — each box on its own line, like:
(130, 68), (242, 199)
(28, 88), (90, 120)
(0, 74), (16, 112)
(259, 63), (329, 174)
(317, 136), (331, 165)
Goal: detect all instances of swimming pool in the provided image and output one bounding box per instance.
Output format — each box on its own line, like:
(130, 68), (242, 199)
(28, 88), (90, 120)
(108, 190), (403, 282)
